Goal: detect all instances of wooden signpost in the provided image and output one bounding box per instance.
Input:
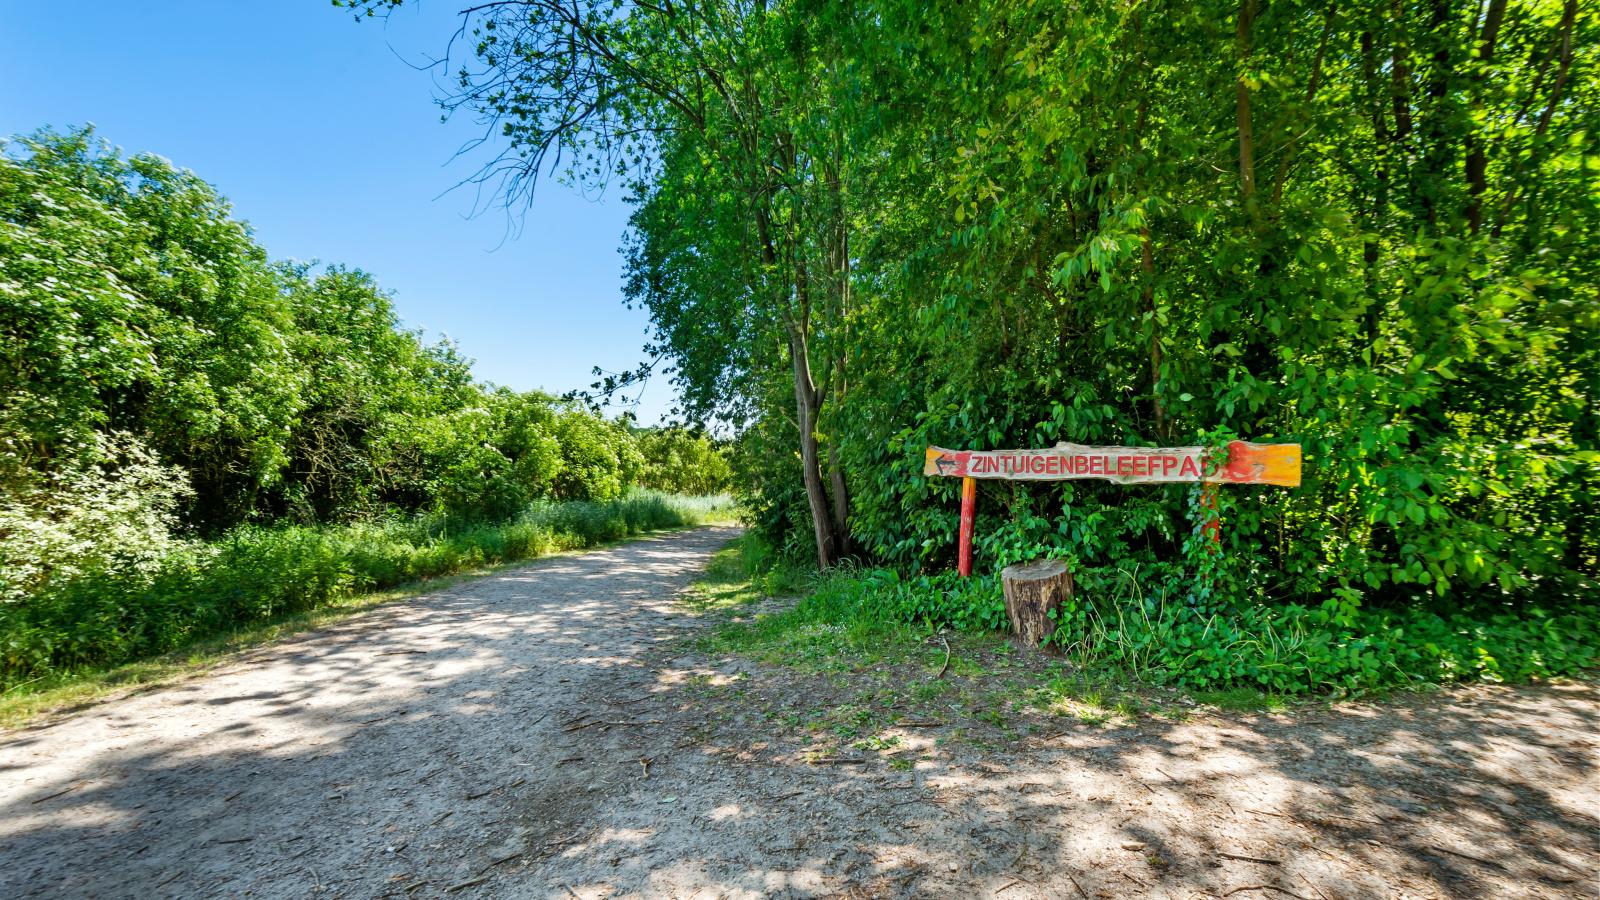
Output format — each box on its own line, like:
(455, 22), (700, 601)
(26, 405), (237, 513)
(924, 440), (1301, 577)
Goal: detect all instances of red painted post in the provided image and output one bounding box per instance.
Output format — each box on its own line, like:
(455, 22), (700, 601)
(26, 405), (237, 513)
(958, 475), (976, 577)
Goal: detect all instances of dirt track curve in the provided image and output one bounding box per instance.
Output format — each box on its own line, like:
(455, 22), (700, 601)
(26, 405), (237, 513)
(0, 528), (742, 898)
(2, 526), (1597, 899)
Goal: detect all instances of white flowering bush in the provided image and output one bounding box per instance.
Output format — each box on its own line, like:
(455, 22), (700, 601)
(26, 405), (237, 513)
(0, 433), (194, 604)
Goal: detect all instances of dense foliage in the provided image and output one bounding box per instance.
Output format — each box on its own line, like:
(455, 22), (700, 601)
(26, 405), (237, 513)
(357, 0), (1597, 689)
(370, 0), (1595, 589)
(0, 127), (732, 525)
(0, 128), (733, 687)
(635, 428), (736, 496)
(0, 491), (733, 685)
(772, 565), (1599, 693)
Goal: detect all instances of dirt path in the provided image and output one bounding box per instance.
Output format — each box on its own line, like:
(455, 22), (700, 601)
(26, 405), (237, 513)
(2, 527), (1596, 899)
(0, 528), (738, 898)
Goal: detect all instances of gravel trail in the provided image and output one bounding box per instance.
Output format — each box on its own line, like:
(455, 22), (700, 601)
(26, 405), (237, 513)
(2, 525), (1596, 899)
(0, 527), (739, 898)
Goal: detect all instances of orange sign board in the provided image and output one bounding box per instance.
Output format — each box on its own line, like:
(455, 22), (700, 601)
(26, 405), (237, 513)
(924, 440), (1301, 487)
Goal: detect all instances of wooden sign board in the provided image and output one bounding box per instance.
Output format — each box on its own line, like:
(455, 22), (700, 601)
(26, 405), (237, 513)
(924, 440), (1301, 487)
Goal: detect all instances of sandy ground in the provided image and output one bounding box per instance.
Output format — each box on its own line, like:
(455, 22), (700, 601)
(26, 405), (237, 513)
(1, 526), (1596, 899)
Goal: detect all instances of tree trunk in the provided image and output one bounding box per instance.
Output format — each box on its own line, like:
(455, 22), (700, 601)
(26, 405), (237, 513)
(823, 163), (852, 559)
(1418, 0), (1454, 226)
(1465, 0), (1508, 234)
(1235, 0), (1258, 203)
(1534, 0), (1577, 137)
(828, 441), (850, 557)
(1271, 6), (1336, 205)
(1390, 0), (1415, 143)
(789, 327), (836, 571)
(1001, 559), (1073, 650)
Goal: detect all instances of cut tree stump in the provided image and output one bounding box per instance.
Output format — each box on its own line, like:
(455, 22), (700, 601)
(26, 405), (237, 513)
(1000, 559), (1073, 649)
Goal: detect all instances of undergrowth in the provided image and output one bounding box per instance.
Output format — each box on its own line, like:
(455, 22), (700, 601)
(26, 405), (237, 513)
(0, 490), (737, 692)
(708, 537), (1599, 696)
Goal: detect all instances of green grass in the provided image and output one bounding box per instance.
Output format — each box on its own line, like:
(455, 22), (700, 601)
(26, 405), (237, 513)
(688, 542), (1194, 730)
(0, 566), (496, 728)
(697, 558), (970, 673)
(685, 541), (1339, 725)
(680, 540), (767, 612)
(681, 537), (1598, 746)
(1190, 687), (1290, 713)
(0, 491), (738, 722)
(715, 547), (1600, 696)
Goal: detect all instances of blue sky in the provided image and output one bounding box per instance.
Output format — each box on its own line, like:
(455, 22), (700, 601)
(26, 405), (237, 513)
(0, 0), (676, 423)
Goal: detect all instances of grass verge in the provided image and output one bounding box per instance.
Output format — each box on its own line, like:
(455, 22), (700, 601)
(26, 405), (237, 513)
(679, 540), (768, 613)
(1, 492), (737, 725)
(686, 539), (1595, 747)
(683, 539), (1273, 744)
(710, 554), (1600, 695)
(0, 567), (479, 729)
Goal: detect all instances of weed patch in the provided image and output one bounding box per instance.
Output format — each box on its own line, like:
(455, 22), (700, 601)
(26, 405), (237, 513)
(717, 556), (1598, 695)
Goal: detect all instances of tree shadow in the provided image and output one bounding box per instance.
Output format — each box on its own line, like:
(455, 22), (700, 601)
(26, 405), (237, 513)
(0, 528), (739, 897)
(2, 530), (1594, 898)
(538, 649), (1598, 898)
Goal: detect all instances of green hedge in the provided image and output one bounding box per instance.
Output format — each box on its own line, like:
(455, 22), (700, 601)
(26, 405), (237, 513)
(0, 491), (734, 688)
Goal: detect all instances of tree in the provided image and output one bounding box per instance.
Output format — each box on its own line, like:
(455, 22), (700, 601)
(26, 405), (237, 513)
(2, 127), (624, 531)
(636, 427), (732, 495)
(340, 0), (1597, 603)
(341, 0), (857, 568)
(1, 128), (302, 528)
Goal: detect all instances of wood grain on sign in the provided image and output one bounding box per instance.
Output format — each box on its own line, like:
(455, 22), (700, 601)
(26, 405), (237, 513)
(923, 440), (1301, 487)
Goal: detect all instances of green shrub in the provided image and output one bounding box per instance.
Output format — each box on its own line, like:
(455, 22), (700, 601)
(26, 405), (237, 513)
(637, 428), (733, 495)
(753, 562), (1600, 695)
(550, 410), (643, 501)
(0, 434), (194, 604)
(0, 491), (737, 689)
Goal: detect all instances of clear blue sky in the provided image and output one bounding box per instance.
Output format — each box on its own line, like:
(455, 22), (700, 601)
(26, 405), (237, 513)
(0, 0), (676, 423)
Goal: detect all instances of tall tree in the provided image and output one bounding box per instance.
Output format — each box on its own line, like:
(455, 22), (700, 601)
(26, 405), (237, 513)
(344, 0), (857, 568)
(342, 0), (1598, 600)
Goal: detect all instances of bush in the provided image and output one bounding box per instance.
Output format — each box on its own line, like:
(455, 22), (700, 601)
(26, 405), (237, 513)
(1041, 568), (1600, 694)
(753, 562), (1600, 696)
(0, 434), (193, 604)
(0, 491), (737, 689)
(637, 428), (733, 495)
(550, 409), (643, 502)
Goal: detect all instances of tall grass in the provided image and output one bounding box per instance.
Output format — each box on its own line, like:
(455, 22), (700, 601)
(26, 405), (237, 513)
(710, 542), (1600, 695)
(0, 490), (736, 690)
(1041, 567), (1600, 693)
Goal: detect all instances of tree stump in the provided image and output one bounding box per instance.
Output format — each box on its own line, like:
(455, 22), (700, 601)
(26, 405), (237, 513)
(1001, 559), (1073, 649)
